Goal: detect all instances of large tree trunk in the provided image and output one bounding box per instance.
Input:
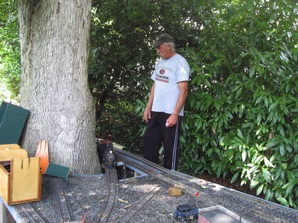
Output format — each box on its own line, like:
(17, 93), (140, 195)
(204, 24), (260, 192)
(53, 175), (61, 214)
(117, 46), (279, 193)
(18, 0), (100, 174)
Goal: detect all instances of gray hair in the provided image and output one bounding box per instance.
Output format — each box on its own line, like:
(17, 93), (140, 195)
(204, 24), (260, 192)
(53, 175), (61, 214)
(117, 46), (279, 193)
(165, 42), (176, 51)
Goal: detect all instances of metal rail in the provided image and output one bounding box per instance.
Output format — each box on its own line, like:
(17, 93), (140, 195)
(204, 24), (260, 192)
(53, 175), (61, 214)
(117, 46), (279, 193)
(50, 178), (72, 222)
(97, 167), (118, 222)
(114, 148), (202, 197)
(111, 186), (161, 223)
(19, 203), (48, 223)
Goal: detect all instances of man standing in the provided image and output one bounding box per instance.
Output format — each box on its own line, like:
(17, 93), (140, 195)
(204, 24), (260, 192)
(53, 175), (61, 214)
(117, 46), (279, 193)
(143, 33), (190, 170)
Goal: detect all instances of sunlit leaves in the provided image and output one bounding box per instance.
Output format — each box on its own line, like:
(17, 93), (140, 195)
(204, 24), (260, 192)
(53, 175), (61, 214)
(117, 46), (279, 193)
(0, 0), (20, 100)
(179, 0), (298, 209)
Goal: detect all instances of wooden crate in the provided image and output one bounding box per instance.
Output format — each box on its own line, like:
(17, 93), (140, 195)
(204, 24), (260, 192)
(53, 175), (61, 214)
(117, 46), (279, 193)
(0, 144), (28, 162)
(0, 157), (42, 205)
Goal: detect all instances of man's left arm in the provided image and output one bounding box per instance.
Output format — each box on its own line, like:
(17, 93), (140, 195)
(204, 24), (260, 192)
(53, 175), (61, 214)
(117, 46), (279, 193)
(166, 81), (188, 127)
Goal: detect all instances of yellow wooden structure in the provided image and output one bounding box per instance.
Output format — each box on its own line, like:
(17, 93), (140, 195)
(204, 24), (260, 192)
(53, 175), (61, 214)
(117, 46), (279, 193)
(0, 145), (42, 205)
(0, 144), (28, 162)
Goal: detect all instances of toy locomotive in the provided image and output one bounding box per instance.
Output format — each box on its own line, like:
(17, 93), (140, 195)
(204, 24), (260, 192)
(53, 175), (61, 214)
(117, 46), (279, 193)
(105, 148), (117, 168)
(96, 139), (117, 172)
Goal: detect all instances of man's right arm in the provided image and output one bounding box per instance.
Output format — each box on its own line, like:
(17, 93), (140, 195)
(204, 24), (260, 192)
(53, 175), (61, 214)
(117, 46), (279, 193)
(144, 83), (155, 122)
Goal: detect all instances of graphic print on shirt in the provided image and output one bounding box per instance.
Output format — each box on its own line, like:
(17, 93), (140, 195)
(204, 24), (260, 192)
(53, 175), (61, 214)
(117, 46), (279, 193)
(155, 66), (174, 83)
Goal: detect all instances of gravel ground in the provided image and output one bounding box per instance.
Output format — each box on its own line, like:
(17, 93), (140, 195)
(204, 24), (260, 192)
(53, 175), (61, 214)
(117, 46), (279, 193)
(12, 174), (200, 223)
(6, 169), (298, 223)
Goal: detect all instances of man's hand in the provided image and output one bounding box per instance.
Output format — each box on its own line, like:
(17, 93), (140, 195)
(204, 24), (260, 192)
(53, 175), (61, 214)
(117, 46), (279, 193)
(143, 106), (151, 123)
(165, 114), (178, 127)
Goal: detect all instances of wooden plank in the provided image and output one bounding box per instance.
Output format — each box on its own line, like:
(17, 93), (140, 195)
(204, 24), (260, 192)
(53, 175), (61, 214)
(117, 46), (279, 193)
(0, 146), (28, 162)
(0, 144), (21, 150)
(45, 163), (70, 179)
(0, 102), (7, 123)
(0, 164), (9, 204)
(0, 102), (30, 144)
(10, 157), (41, 204)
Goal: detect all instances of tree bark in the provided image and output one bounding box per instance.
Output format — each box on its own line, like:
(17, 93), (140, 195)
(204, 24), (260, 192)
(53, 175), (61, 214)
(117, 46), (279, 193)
(18, 0), (100, 174)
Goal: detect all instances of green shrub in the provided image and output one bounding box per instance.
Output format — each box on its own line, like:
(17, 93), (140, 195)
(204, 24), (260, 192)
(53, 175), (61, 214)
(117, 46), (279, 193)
(179, 0), (298, 208)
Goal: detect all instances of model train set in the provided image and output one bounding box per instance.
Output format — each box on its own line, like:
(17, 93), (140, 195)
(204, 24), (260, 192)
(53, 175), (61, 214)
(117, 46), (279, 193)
(1, 102), (297, 222)
(96, 139), (200, 222)
(1, 141), (296, 222)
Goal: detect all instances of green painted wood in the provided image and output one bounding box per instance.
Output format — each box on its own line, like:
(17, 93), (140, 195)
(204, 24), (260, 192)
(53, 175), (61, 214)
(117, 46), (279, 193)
(0, 102), (7, 122)
(45, 163), (70, 179)
(0, 102), (30, 144)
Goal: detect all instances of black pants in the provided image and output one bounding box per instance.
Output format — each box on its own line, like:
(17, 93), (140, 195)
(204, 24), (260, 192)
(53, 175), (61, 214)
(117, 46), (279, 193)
(142, 112), (181, 170)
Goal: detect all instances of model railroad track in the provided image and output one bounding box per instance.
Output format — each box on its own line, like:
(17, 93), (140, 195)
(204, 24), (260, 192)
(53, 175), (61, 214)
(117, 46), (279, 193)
(50, 177), (72, 222)
(111, 186), (160, 223)
(15, 178), (73, 223)
(97, 167), (118, 222)
(19, 203), (48, 223)
(114, 147), (182, 176)
(114, 148), (202, 196)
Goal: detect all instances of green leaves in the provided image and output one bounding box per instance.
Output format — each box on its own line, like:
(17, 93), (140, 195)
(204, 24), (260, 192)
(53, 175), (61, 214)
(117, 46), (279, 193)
(0, 0), (20, 100)
(179, 0), (298, 209)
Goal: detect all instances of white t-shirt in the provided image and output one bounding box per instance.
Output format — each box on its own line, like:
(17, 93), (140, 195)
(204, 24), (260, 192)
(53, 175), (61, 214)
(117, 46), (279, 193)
(151, 54), (190, 116)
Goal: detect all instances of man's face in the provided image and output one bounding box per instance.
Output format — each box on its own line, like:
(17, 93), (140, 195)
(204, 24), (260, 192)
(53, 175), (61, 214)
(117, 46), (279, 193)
(156, 43), (172, 59)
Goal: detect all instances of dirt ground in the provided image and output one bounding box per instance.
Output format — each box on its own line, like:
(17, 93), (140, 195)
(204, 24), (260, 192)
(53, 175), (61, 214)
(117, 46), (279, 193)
(198, 173), (265, 199)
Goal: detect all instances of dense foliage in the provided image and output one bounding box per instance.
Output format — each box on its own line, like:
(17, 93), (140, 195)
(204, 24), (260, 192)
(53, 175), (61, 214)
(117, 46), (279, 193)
(0, 0), (20, 101)
(180, 1), (298, 208)
(1, 0), (297, 208)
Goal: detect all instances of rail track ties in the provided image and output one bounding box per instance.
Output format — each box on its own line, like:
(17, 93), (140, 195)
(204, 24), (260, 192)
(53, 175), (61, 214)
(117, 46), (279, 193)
(50, 177), (72, 222)
(20, 203), (48, 223)
(111, 186), (161, 223)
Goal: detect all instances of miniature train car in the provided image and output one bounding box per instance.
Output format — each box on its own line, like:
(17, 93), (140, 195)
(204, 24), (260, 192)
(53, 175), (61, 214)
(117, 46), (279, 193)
(173, 204), (199, 222)
(96, 139), (117, 170)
